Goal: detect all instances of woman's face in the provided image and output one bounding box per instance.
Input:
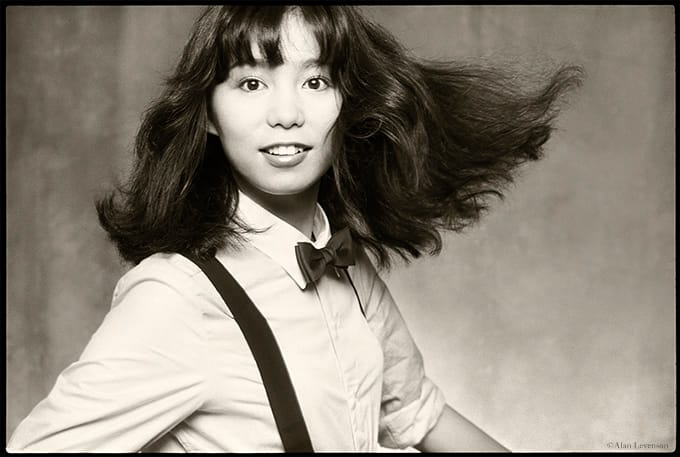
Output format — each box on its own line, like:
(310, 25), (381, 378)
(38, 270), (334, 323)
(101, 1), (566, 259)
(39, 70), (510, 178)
(209, 12), (342, 204)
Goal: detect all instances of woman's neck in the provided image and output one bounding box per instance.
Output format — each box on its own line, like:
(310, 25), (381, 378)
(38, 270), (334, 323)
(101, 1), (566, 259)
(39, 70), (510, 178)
(237, 181), (320, 239)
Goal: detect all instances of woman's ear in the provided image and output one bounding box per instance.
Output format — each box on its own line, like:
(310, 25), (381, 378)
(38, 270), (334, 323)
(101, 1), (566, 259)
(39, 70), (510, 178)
(206, 103), (219, 135)
(206, 119), (219, 136)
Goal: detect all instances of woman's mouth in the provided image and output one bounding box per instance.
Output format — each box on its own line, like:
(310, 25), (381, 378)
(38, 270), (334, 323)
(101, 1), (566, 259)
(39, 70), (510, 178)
(259, 144), (312, 168)
(259, 143), (312, 156)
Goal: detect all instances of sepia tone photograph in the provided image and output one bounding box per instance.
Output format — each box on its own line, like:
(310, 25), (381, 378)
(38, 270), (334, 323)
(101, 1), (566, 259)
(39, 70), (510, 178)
(5, 5), (675, 452)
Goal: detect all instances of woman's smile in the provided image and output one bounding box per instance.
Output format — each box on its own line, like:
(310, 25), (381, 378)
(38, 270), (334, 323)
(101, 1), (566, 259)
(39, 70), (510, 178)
(259, 143), (312, 156)
(261, 146), (310, 168)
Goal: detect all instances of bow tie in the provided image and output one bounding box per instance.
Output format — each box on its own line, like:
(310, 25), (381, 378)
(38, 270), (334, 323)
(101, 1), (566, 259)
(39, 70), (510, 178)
(295, 227), (355, 286)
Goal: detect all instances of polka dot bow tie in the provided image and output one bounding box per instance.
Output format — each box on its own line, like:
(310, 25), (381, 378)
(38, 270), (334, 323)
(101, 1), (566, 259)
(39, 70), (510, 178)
(295, 227), (356, 285)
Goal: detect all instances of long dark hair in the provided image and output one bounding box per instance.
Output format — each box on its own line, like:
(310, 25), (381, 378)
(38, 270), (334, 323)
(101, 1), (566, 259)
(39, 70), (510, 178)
(97, 5), (583, 268)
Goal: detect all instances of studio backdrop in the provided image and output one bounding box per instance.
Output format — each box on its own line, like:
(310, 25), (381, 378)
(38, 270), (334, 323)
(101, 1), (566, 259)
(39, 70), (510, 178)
(5, 5), (675, 451)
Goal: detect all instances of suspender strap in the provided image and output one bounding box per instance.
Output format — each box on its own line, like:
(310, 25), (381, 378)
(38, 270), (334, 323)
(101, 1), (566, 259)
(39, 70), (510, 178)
(186, 255), (314, 453)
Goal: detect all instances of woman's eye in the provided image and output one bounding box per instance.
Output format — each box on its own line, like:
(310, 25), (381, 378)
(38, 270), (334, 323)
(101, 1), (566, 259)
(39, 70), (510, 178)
(239, 78), (265, 92)
(303, 76), (330, 91)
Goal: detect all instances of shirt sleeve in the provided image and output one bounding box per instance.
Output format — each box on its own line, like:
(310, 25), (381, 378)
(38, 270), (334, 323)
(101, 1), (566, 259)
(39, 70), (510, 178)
(354, 250), (446, 450)
(6, 261), (210, 453)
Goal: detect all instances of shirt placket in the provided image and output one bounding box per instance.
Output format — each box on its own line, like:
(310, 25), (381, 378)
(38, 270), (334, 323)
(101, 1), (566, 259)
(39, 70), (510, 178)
(315, 274), (378, 451)
(312, 276), (369, 451)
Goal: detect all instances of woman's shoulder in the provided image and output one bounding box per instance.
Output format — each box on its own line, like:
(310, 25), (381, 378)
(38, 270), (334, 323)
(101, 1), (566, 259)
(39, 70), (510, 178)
(110, 252), (234, 319)
(117, 251), (199, 285)
(81, 253), (214, 370)
(111, 252), (203, 308)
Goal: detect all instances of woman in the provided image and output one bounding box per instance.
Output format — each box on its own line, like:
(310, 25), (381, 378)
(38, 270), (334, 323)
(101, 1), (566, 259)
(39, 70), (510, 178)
(8, 5), (581, 452)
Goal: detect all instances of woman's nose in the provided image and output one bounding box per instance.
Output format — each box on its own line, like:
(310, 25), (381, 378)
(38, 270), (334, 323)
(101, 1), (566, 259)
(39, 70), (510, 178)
(266, 88), (304, 128)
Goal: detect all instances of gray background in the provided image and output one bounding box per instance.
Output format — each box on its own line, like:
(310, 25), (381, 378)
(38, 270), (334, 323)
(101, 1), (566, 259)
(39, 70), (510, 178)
(5, 6), (675, 451)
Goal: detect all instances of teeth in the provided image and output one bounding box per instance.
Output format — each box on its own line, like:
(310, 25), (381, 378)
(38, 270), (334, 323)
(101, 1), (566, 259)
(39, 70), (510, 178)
(266, 145), (304, 156)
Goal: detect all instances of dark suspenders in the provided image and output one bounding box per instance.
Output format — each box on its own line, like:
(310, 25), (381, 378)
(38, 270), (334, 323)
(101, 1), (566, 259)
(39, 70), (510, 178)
(185, 255), (314, 453)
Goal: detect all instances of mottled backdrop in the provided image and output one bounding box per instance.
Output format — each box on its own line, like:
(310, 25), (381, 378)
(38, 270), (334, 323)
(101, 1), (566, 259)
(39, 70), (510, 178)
(5, 6), (675, 451)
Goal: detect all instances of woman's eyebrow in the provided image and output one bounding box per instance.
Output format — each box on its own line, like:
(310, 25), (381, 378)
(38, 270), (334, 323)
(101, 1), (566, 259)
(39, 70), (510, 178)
(229, 60), (265, 70)
(298, 58), (323, 69)
(229, 58), (324, 71)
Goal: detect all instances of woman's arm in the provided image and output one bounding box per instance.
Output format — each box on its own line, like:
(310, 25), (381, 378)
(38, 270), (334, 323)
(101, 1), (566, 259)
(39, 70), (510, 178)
(7, 272), (208, 452)
(415, 404), (510, 452)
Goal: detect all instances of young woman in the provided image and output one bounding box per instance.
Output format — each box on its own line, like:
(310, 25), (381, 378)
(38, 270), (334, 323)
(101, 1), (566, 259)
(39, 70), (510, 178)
(8, 5), (581, 452)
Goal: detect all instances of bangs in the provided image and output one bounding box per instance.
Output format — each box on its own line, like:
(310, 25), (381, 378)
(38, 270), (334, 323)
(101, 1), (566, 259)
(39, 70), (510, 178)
(215, 6), (350, 81)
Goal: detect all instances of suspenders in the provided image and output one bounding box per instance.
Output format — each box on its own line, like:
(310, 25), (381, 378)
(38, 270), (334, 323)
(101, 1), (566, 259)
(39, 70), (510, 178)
(186, 255), (314, 453)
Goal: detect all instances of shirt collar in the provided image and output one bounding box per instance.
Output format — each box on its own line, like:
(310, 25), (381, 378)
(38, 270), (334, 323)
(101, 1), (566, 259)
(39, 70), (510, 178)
(236, 191), (331, 289)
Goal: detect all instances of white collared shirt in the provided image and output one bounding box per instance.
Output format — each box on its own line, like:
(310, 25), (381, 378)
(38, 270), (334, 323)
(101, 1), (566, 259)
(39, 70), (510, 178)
(7, 193), (445, 452)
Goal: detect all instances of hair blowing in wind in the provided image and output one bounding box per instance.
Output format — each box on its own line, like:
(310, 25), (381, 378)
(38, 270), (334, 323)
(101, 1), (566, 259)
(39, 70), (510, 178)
(96, 6), (584, 268)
